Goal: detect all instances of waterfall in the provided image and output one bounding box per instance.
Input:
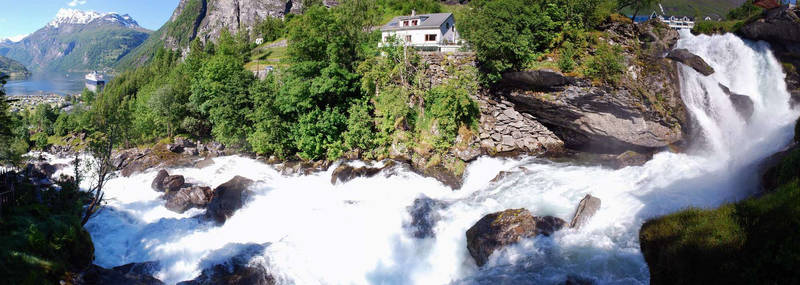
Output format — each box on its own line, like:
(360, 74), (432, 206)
(83, 32), (798, 284)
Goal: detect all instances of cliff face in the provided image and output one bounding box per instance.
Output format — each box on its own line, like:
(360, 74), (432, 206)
(118, 0), (301, 69)
(739, 5), (800, 105)
(494, 21), (688, 154)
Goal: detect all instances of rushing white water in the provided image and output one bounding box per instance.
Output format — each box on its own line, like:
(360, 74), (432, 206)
(81, 32), (798, 284)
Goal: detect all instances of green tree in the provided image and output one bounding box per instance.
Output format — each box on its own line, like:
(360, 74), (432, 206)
(585, 43), (625, 84)
(460, 0), (562, 83)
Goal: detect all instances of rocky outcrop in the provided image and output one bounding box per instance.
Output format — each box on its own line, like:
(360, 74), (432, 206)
(205, 176), (255, 224)
(499, 21), (688, 154)
(466, 209), (566, 266)
(330, 161), (399, 184)
(75, 263), (163, 285)
(500, 69), (587, 91)
(739, 6), (800, 105)
(405, 195), (448, 238)
(667, 49), (715, 76)
(569, 194), (601, 229)
(718, 84), (755, 120)
(151, 170), (170, 191)
(114, 138), (226, 177)
(193, 0), (302, 44)
(477, 94), (565, 155)
(178, 243), (273, 285)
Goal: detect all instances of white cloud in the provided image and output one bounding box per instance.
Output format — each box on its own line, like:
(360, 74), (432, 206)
(67, 0), (87, 7)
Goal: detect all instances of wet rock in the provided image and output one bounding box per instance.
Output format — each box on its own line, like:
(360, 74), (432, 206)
(405, 195), (448, 238)
(466, 209), (567, 266)
(718, 84), (755, 120)
(501, 69), (583, 90)
(330, 164), (382, 184)
(168, 143), (185, 153)
(564, 274), (597, 285)
(206, 176), (255, 224)
(151, 170), (170, 192)
(614, 151), (652, 168)
(667, 48), (715, 76)
(163, 175), (186, 193)
(175, 137), (196, 148)
(177, 243), (274, 285)
(75, 264), (164, 285)
(569, 194), (602, 229)
(24, 162), (56, 179)
(195, 157), (215, 168)
(166, 186), (214, 213)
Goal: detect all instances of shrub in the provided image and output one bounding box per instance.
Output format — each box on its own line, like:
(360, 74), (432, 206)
(585, 44), (625, 84)
(424, 84), (479, 148)
(343, 100), (376, 153)
(293, 107), (347, 160)
(31, 132), (49, 151)
(795, 117), (799, 143)
(558, 42), (577, 73)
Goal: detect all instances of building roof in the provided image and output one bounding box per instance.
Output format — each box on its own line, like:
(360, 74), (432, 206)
(380, 13), (453, 32)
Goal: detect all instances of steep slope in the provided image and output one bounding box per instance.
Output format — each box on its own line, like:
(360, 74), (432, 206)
(0, 9), (150, 73)
(657, 0), (746, 18)
(117, 0), (301, 69)
(0, 55), (31, 79)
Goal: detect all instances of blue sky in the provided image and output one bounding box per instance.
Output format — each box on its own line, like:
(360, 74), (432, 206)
(0, 0), (179, 39)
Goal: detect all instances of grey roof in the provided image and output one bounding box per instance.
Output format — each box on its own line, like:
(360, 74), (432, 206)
(380, 13), (453, 31)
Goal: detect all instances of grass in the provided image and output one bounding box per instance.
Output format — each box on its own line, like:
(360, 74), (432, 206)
(640, 145), (800, 284)
(246, 41), (289, 72)
(691, 20), (742, 35)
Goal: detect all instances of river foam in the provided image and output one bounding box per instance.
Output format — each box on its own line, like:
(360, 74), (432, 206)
(83, 32), (798, 284)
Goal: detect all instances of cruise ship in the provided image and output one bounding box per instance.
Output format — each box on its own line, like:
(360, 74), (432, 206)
(85, 71), (105, 92)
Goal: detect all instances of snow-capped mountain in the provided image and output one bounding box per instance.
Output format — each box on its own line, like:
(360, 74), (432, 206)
(47, 8), (140, 29)
(0, 9), (150, 73)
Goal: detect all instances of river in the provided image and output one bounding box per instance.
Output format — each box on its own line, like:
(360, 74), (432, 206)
(66, 32), (799, 284)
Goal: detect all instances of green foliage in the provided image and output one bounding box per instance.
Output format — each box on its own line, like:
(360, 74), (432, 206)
(422, 68), (480, 149)
(617, 0), (657, 20)
(0, 178), (94, 284)
(460, 0), (614, 83)
(727, 0), (761, 20)
(558, 42), (577, 73)
(253, 17), (286, 43)
(0, 55), (31, 79)
(585, 43), (625, 84)
(795, 117), (799, 143)
(31, 132), (50, 150)
(641, 147), (800, 284)
(343, 100), (377, 153)
(692, 20), (741, 35)
(248, 75), (294, 158)
(0, 74), (26, 164)
(294, 107), (347, 160)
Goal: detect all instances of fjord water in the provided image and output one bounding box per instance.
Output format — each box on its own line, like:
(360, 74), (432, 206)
(84, 31), (798, 284)
(4, 72), (86, 96)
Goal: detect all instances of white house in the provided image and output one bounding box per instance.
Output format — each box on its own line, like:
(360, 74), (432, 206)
(380, 12), (461, 52)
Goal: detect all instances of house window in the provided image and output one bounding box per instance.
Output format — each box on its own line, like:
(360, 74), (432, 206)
(412, 20), (418, 26)
(446, 23), (451, 30)
(425, 34), (437, 42)
(403, 20), (409, 27)
(405, 35), (412, 42)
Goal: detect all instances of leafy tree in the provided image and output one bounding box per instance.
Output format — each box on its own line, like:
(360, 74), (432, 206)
(253, 17), (285, 43)
(0, 74), (25, 164)
(190, 32), (255, 146)
(248, 75), (294, 158)
(460, 0), (562, 83)
(293, 107), (347, 160)
(343, 99), (376, 153)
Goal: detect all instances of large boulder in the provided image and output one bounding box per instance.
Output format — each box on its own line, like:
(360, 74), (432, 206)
(466, 209), (566, 266)
(667, 49), (715, 76)
(205, 176), (255, 224)
(163, 175), (186, 193)
(165, 186), (214, 213)
(405, 195), (448, 238)
(569, 194), (602, 229)
(151, 170), (170, 192)
(718, 84), (755, 120)
(500, 22), (687, 154)
(330, 161), (399, 184)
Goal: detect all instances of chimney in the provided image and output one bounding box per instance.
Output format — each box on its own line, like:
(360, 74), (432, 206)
(411, 10), (416, 16)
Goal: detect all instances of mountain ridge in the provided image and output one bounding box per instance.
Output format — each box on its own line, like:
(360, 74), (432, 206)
(0, 8), (151, 74)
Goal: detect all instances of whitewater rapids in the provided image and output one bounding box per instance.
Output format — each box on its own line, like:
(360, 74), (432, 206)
(83, 32), (798, 284)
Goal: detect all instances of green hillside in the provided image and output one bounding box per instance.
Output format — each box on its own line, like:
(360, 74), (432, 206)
(0, 55), (31, 79)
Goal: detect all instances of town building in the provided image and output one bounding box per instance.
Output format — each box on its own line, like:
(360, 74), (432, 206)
(379, 11), (462, 52)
